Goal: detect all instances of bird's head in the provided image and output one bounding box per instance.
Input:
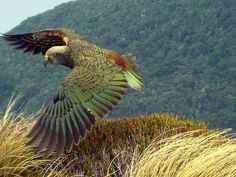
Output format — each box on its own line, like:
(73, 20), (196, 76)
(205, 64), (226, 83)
(44, 46), (73, 68)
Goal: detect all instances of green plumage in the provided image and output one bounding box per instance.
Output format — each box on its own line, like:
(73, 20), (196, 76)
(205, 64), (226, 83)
(2, 28), (143, 158)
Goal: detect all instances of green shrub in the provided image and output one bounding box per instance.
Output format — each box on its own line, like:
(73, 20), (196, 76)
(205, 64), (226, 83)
(71, 113), (207, 175)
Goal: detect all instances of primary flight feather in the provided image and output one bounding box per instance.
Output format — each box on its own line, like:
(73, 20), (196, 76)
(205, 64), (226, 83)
(2, 28), (144, 158)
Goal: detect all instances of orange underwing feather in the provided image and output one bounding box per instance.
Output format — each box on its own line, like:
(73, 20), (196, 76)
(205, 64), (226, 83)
(39, 32), (68, 44)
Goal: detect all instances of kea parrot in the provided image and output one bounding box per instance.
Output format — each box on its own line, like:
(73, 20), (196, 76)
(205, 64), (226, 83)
(2, 28), (144, 158)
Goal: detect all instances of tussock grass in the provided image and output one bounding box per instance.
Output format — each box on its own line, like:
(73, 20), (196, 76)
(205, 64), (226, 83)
(128, 130), (236, 177)
(0, 96), (71, 177)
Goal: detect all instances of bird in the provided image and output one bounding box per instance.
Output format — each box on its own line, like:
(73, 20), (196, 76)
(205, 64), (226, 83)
(2, 28), (144, 158)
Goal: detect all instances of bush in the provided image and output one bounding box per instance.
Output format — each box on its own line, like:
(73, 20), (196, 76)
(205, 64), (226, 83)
(72, 114), (206, 175)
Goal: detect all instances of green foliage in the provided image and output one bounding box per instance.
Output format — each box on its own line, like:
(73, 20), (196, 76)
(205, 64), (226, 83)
(0, 0), (235, 129)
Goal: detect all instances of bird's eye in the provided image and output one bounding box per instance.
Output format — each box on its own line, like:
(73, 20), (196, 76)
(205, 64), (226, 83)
(53, 53), (56, 56)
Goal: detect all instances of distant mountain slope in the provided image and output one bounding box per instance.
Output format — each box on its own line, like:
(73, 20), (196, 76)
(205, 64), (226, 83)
(0, 0), (235, 129)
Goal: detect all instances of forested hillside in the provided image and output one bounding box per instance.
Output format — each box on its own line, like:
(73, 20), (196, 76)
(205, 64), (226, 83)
(0, 0), (235, 129)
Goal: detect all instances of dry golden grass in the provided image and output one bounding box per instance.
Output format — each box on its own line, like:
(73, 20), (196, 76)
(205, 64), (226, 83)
(0, 95), (71, 177)
(128, 130), (236, 177)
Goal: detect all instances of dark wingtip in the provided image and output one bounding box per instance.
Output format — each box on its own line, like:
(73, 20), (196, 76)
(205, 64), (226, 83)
(1, 33), (21, 43)
(0, 33), (7, 37)
(1, 33), (10, 41)
(0, 33), (4, 38)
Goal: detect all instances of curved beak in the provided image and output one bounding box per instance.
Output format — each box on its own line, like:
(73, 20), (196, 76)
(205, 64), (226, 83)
(44, 60), (48, 68)
(44, 54), (49, 68)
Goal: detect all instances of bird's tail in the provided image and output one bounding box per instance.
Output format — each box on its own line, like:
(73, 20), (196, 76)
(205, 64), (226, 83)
(123, 53), (144, 92)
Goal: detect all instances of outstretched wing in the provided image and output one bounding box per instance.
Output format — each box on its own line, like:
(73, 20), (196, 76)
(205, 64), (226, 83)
(2, 29), (68, 55)
(27, 60), (128, 158)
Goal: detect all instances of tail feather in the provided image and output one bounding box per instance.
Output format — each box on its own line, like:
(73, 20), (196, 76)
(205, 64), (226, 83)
(123, 53), (144, 92)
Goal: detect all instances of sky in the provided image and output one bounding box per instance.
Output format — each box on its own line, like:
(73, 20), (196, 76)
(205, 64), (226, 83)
(0, 0), (74, 33)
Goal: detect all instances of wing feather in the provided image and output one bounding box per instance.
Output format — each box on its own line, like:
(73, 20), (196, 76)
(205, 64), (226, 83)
(2, 29), (68, 55)
(56, 119), (66, 157)
(44, 118), (57, 158)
